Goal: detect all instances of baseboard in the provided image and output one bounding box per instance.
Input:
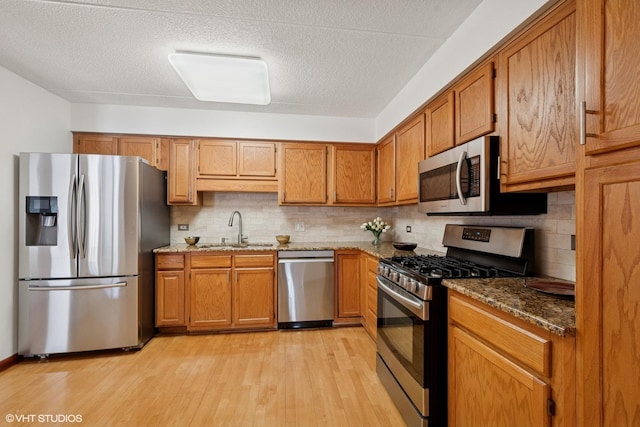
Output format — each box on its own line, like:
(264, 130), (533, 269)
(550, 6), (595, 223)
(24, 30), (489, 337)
(0, 353), (21, 372)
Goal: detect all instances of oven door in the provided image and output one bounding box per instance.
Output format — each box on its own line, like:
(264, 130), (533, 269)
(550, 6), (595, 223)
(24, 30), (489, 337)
(377, 275), (430, 416)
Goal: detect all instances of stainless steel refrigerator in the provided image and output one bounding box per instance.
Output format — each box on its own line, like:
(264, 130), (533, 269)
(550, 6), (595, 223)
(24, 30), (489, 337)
(18, 153), (169, 357)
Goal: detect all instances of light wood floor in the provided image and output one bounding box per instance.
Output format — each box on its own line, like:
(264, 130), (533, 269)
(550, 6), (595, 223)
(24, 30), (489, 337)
(0, 327), (406, 426)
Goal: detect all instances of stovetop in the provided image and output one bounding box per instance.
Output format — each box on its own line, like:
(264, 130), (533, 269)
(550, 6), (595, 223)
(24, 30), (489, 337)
(377, 224), (535, 301)
(385, 254), (516, 279)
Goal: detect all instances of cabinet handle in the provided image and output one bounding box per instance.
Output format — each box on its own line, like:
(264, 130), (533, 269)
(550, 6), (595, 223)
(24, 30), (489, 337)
(580, 101), (598, 145)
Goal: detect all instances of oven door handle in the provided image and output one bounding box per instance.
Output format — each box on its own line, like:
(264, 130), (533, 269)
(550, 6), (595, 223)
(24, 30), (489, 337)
(377, 276), (428, 320)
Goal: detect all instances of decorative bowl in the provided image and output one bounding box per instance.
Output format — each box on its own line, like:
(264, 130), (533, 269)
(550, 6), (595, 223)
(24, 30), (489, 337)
(184, 236), (200, 246)
(392, 242), (417, 251)
(276, 235), (290, 244)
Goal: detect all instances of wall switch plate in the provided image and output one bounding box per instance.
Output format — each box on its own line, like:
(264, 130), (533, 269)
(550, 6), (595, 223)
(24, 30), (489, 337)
(178, 224), (189, 231)
(406, 225), (412, 233)
(294, 222), (305, 232)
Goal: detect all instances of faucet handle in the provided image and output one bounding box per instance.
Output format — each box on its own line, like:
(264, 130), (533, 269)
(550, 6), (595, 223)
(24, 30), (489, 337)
(241, 235), (249, 243)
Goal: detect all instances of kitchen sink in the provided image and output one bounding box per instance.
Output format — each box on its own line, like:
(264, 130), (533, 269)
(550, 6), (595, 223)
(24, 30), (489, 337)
(198, 243), (274, 248)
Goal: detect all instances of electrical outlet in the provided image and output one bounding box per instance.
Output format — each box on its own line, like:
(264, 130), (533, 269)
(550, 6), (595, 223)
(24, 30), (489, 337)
(294, 222), (305, 232)
(406, 225), (412, 233)
(178, 224), (189, 231)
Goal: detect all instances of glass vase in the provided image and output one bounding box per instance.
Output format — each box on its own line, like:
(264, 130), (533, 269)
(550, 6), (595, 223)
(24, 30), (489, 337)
(372, 233), (382, 246)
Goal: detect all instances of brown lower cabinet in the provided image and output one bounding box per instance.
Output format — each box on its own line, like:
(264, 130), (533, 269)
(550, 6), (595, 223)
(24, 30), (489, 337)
(448, 292), (575, 427)
(155, 251), (276, 332)
(360, 253), (378, 340)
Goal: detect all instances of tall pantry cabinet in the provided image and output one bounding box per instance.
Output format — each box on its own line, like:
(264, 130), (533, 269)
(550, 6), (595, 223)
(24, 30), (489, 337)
(576, 0), (640, 425)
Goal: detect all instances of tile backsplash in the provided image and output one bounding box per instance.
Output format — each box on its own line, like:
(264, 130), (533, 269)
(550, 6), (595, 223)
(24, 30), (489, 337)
(171, 191), (576, 281)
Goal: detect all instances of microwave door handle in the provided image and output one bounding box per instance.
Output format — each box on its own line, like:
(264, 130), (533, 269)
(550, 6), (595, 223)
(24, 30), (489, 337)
(455, 151), (467, 205)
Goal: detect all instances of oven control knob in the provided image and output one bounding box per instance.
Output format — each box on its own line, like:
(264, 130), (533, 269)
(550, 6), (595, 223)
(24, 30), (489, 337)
(407, 279), (417, 293)
(389, 271), (399, 282)
(399, 276), (408, 288)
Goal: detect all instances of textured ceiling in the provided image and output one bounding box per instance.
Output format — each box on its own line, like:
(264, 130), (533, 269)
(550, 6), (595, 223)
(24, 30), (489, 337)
(0, 0), (482, 118)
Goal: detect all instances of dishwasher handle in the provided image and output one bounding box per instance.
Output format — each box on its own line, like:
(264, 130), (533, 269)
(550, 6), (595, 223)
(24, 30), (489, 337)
(278, 258), (334, 264)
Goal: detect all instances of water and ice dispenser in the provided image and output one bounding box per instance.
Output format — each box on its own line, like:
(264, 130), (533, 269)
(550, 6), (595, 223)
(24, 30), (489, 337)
(25, 196), (58, 246)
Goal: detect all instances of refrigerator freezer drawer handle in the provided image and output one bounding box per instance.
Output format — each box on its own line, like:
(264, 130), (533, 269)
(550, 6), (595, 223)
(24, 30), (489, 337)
(28, 282), (127, 291)
(77, 174), (86, 259)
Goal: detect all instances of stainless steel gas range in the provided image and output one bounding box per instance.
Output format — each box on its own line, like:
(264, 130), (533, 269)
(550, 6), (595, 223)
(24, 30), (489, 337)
(376, 224), (536, 427)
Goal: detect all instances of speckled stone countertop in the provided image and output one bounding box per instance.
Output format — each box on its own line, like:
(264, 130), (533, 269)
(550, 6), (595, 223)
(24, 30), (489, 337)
(154, 241), (442, 258)
(154, 242), (575, 337)
(444, 277), (576, 337)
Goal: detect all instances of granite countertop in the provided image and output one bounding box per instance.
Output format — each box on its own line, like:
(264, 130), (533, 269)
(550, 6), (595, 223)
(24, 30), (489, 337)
(444, 277), (576, 337)
(154, 241), (575, 337)
(154, 241), (441, 258)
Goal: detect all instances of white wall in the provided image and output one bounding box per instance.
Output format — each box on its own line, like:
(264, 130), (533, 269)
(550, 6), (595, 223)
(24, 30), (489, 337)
(70, 104), (375, 143)
(375, 0), (553, 139)
(0, 66), (71, 361)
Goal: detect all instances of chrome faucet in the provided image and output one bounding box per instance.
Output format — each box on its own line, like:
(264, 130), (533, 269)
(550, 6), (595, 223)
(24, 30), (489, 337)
(228, 210), (245, 244)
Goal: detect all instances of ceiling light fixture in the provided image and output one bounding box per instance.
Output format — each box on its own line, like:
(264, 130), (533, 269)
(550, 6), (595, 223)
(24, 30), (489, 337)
(168, 52), (271, 105)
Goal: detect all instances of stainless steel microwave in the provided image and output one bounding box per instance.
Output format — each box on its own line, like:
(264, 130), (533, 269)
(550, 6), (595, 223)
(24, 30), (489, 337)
(418, 136), (547, 215)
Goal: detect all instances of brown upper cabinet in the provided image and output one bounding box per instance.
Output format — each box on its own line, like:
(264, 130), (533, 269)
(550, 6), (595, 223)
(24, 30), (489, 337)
(197, 139), (277, 178)
(74, 134), (118, 155)
(376, 136), (396, 205)
(279, 142), (328, 204)
(579, 0), (640, 155)
(167, 138), (201, 206)
(498, 0), (577, 192)
(455, 61), (496, 145)
(196, 139), (278, 193)
(426, 61), (496, 157)
(279, 142), (376, 206)
(376, 114), (424, 206)
(426, 91), (455, 157)
(331, 144), (376, 205)
(395, 114), (425, 203)
(74, 133), (167, 170)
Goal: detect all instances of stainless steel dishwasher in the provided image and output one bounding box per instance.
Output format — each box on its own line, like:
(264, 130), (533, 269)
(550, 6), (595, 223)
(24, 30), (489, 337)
(277, 250), (334, 329)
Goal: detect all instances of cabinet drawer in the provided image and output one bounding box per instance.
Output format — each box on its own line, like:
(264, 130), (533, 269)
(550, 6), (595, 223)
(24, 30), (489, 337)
(157, 254), (184, 270)
(449, 293), (551, 376)
(234, 254), (274, 268)
(190, 254), (232, 268)
(366, 256), (379, 274)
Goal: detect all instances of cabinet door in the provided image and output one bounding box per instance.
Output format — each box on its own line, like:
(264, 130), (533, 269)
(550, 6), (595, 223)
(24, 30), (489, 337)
(197, 139), (237, 177)
(376, 136), (395, 204)
(189, 269), (232, 329)
(238, 141), (277, 177)
(577, 159), (640, 426)
(233, 267), (275, 327)
(579, 0), (640, 154)
(335, 252), (360, 319)
(395, 114), (424, 203)
(449, 325), (551, 427)
(118, 136), (159, 167)
(455, 61), (495, 145)
(279, 143), (327, 204)
(426, 91), (455, 157)
(156, 270), (185, 326)
(74, 134), (117, 155)
(332, 144), (376, 204)
(168, 138), (199, 205)
(499, 1), (576, 191)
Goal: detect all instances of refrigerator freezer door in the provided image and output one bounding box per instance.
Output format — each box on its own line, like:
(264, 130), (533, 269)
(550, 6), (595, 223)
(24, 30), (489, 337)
(18, 277), (139, 356)
(19, 153), (78, 279)
(78, 155), (140, 277)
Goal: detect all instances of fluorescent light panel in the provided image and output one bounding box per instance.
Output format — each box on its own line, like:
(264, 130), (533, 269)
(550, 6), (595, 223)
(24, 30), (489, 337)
(169, 52), (271, 105)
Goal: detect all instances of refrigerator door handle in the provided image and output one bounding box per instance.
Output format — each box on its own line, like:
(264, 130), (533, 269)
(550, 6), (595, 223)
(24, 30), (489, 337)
(68, 174), (78, 259)
(28, 282), (127, 291)
(77, 173), (86, 259)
